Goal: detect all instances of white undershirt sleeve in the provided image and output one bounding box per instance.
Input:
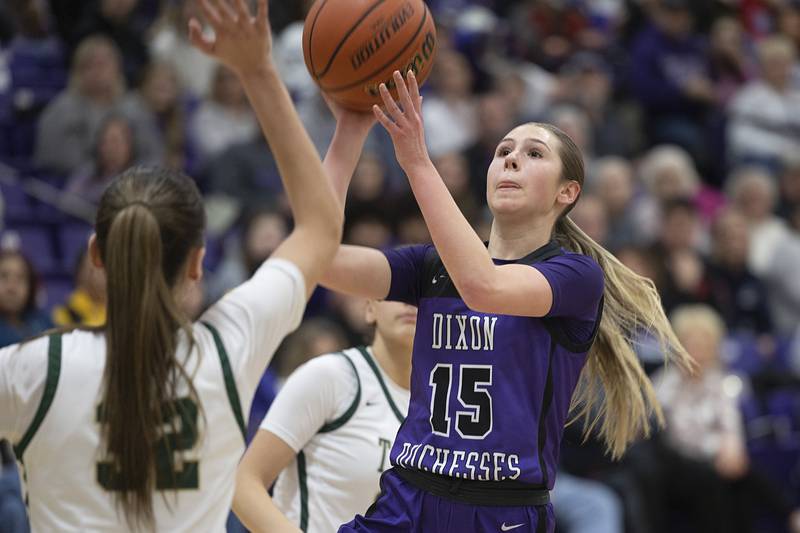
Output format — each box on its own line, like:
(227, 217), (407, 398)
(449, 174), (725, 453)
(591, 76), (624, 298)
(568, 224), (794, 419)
(260, 353), (358, 453)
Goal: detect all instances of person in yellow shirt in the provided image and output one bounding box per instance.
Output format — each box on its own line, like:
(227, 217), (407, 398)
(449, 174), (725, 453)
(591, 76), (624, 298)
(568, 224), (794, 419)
(52, 250), (106, 327)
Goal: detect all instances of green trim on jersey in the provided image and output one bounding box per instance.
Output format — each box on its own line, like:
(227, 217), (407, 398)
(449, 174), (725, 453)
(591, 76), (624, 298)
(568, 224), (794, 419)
(356, 346), (405, 423)
(14, 333), (62, 458)
(201, 321), (246, 442)
(297, 450), (309, 532)
(319, 352), (361, 433)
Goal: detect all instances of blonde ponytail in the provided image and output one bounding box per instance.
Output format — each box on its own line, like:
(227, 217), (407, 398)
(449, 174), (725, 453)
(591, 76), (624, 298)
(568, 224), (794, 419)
(555, 216), (692, 458)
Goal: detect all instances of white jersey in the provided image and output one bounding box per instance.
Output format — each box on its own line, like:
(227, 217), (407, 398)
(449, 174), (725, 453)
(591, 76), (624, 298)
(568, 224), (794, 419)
(261, 346), (409, 533)
(0, 259), (306, 533)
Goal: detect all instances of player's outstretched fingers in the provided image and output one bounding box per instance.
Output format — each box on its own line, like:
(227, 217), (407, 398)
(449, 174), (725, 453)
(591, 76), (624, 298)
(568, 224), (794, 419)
(199, 0), (223, 28)
(255, 0), (268, 31)
(233, 0), (253, 27)
(373, 105), (400, 136)
(215, 0), (240, 26)
(188, 18), (215, 55)
(378, 83), (404, 125)
(407, 70), (422, 115)
(393, 71), (415, 120)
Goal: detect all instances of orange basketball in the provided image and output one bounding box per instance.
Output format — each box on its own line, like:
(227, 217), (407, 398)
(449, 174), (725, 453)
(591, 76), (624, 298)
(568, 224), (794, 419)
(302, 0), (437, 111)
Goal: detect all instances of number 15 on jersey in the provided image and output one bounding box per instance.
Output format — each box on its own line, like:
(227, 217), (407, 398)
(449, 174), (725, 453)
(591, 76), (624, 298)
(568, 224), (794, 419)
(429, 364), (493, 440)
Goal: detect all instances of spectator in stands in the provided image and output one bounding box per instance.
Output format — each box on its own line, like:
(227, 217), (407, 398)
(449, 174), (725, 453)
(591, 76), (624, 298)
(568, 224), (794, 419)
(52, 249), (106, 327)
(274, 318), (349, 381)
(204, 133), (283, 213)
(549, 105), (596, 169)
(205, 205), (288, 304)
(761, 203), (800, 336)
(629, 0), (716, 166)
(653, 305), (800, 533)
(346, 152), (391, 213)
(33, 35), (126, 175)
(557, 52), (637, 157)
(119, 60), (193, 170)
(778, 155), (800, 221)
(591, 156), (658, 249)
(190, 64), (258, 164)
(708, 16), (755, 106)
(6, 0), (67, 146)
(727, 36), (800, 167)
(421, 48), (478, 158)
(465, 90), (516, 205)
(639, 144), (725, 223)
(569, 194), (609, 246)
(506, 0), (589, 70)
(0, 249), (52, 348)
(552, 471), (624, 533)
(433, 151), (480, 225)
(343, 209), (393, 250)
(64, 113), (137, 205)
(149, 0), (216, 98)
(706, 208), (772, 336)
(489, 61), (559, 123)
(726, 165), (789, 274)
(650, 199), (711, 312)
(70, 0), (150, 85)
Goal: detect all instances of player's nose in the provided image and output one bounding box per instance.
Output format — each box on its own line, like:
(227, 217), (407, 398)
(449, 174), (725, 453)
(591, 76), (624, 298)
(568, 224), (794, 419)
(503, 150), (519, 170)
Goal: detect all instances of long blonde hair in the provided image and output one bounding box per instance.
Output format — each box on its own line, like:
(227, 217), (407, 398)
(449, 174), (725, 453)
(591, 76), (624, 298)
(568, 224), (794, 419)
(535, 123), (693, 458)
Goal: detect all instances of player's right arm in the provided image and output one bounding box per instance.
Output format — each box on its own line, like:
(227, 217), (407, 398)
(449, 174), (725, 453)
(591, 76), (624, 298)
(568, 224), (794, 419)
(233, 432), (298, 533)
(190, 0), (342, 298)
(233, 355), (356, 531)
(316, 98), (392, 299)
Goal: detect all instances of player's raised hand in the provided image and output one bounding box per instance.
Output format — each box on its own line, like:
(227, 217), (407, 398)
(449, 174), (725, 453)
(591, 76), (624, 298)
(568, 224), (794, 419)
(321, 92), (375, 138)
(188, 0), (273, 76)
(373, 70), (430, 173)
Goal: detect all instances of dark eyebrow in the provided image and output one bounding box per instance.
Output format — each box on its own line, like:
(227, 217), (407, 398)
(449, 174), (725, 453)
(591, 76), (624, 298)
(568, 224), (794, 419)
(498, 138), (552, 152)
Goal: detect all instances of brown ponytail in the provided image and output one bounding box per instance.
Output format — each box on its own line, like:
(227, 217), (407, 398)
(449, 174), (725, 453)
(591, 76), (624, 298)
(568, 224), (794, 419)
(94, 167), (205, 528)
(534, 123), (693, 458)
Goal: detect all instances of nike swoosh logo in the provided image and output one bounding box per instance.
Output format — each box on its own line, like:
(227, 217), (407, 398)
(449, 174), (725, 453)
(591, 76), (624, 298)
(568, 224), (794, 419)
(501, 523), (525, 531)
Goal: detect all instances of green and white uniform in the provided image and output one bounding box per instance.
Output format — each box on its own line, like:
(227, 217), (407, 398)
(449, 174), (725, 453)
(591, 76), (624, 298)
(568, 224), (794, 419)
(262, 346), (409, 533)
(0, 259), (306, 532)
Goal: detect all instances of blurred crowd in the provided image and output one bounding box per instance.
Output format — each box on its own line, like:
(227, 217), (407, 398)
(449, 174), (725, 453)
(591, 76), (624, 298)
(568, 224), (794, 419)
(1, 0), (799, 532)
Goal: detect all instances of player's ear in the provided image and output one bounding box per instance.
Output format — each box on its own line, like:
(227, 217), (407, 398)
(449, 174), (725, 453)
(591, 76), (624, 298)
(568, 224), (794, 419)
(88, 234), (104, 270)
(187, 247), (205, 282)
(557, 179), (580, 208)
(364, 299), (377, 325)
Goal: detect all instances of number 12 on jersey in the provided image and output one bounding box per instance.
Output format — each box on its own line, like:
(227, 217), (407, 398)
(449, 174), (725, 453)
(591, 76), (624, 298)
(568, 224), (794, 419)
(429, 364), (493, 439)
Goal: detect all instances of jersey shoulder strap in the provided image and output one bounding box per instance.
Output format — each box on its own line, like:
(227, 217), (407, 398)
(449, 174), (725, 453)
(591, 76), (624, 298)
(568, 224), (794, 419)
(201, 321), (246, 442)
(355, 346), (405, 423)
(318, 351), (361, 433)
(14, 333), (63, 458)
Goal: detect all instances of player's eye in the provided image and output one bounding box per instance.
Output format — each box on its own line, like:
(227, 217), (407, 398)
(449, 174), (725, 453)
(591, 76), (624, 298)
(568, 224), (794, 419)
(528, 150), (542, 158)
(497, 147), (511, 157)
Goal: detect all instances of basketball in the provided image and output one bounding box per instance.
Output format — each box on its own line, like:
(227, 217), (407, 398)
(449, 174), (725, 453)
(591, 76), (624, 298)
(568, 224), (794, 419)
(302, 0), (437, 111)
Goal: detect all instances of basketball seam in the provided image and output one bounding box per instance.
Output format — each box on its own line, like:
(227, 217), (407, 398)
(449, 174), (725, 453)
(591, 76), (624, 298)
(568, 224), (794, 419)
(322, 3), (430, 93)
(315, 0), (389, 80)
(306, 0), (332, 79)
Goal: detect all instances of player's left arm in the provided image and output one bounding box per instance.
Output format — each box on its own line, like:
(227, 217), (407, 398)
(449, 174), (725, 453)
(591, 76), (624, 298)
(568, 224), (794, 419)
(373, 70), (565, 316)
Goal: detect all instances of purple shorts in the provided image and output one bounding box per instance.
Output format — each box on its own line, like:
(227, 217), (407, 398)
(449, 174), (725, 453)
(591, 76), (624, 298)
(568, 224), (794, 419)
(338, 469), (555, 533)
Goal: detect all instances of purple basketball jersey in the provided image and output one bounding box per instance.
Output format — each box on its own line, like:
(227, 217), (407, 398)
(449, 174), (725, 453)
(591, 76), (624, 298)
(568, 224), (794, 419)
(382, 240), (604, 489)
